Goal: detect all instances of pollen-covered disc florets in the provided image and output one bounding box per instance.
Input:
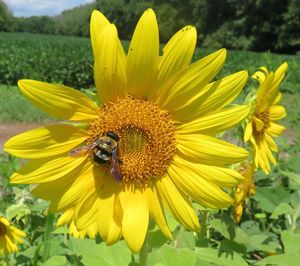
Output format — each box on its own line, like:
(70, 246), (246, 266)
(0, 222), (7, 235)
(88, 96), (176, 184)
(253, 110), (270, 137)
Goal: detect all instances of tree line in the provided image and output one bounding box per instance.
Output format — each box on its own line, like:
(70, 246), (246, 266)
(1, 0), (299, 54)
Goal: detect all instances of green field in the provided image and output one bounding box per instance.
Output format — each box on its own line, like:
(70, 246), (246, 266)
(1, 32), (300, 92)
(0, 32), (300, 265)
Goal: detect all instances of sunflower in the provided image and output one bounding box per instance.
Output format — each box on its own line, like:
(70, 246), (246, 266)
(233, 162), (256, 223)
(0, 216), (26, 255)
(5, 9), (249, 252)
(56, 208), (97, 239)
(244, 63), (288, 174)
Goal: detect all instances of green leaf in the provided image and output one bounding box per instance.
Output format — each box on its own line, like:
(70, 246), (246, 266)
(6, 203), (31, 222)
(16, 246), (38, 263)
(240, 221), (261, 235)
(148, 228), (169, 248)
(220, 239), (247, 255)
(270, 203), (294, 219)
(253, 187), (290, 213)
(255, 253), (300, 266)
(172, 230), (195, 249)
(195, 247), (248, 266)
(281, 230), (300, 254)
(286, 156), (300, 172)
(69, 238), (131, 266)
(247, 233), (281, 254)
(209, 219), (230, 239)
(30, 200), (49, 212)
(148, 245), (198, 266)
(280, 170), (300, 189)
(51, 226), (69, 235)
(42, 255), (67, 266)
(40, 238), (68, 258)
(165, 210), (179, 231)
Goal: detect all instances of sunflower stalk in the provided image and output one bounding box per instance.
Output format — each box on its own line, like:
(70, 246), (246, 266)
(42, 212), (55, 262)
(199, 210), (209, 239)
(139, 235), (149, 266)
(4, 254), (10, 266)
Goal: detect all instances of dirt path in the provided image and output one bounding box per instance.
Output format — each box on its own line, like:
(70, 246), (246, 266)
(0, 123), (44, 150)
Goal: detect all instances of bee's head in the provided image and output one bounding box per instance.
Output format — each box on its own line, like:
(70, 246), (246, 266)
(107, 131), (119, 141)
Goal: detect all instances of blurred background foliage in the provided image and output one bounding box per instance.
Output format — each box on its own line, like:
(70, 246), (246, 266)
(0, 0), (300, 54)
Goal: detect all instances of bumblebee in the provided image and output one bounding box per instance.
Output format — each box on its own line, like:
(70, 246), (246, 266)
(70, 131), (122, 182)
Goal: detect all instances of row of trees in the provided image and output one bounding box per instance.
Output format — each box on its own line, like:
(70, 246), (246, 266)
(1, 0), (299, 53)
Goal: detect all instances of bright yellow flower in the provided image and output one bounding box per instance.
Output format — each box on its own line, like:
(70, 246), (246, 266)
(233, 162), (256, 223)
(244, 63), (288, 174)
(5, 9), (249, 252)
(0, 216), (26, 255)
(56, 208), (97, 239)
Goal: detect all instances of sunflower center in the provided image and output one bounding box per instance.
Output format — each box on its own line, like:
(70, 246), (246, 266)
(88, 96), (176, 184)
(253, 109), (270, 137)
(0, 222), (7, 236)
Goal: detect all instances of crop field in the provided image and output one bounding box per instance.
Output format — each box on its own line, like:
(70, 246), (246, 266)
(0, 32), (300, 265)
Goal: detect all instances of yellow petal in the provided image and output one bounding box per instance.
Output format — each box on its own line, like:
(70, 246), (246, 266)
(176, 134), (248, 165)
(31, 160), (93, 212)
(273, 92), (282, 105)
(90, 10), (110, 56)
(155, 26), (196, 89)
(269, 105), (286, 120)
(171, 70), (248, 122)
(267, 122), (285, 137)
(158, 49), (226, 110)
(10, 155), (88, 184)
(265, 133), (278, 152)
(4, 124), (87, 159)
(75, 171), (122, 244)
(262, 138), (277, 166)
(11, 227), (26, 238)
(57, 208), (74, 226)
(119, 185), (149, 253)
(271, 62), (288, 92)
(252, 68), (267, 83)
(156, 175), (200, 231)
(257, 141), (271, 174)
(250, 136), (259, 168)
(176, 105), (250, 135)
(244, 122), (253, 142)
(74, 189), (99, 229)
(253, 116), (264, 131)
(256, 72), (275, 112)
(174, 155), (243, 187)
(169, 159), (234, 208)
(94, 23), (126, 102)
(18, 80), (99, 122)
(144, 185), (172, 240)
(0, 217), (10, 226)
(94, 172), (122, 245)
(54, 164), (95, 211)
(126, 9), (159, 99)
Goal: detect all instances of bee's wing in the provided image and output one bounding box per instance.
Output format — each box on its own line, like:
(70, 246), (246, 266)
(110, 148), (122, 182)
(69, 139), (100, 157)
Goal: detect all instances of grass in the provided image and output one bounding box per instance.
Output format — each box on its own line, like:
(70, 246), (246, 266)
(0, 85), (53, 122)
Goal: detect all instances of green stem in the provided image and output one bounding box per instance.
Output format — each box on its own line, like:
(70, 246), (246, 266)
(4, 253), (10, 266)
(199, 211), (208, 239)
(139, 236), (148, 266)
(42, 212), (55, 262)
